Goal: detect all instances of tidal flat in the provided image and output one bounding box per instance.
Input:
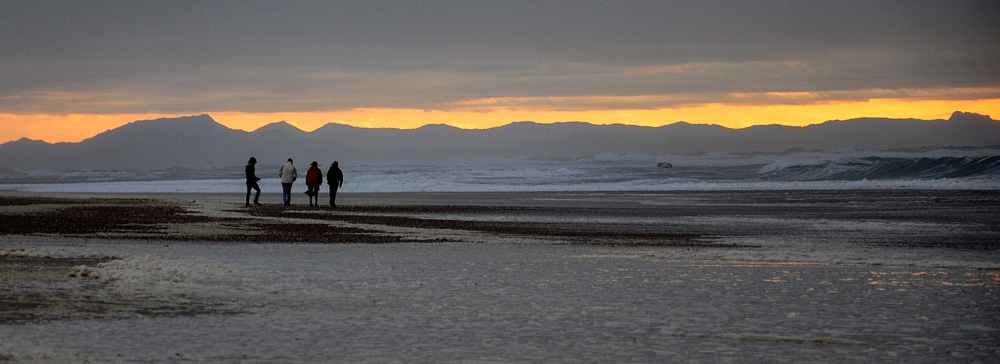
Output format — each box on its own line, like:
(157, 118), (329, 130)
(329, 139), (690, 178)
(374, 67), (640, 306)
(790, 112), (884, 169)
(1, 190), (998, 363)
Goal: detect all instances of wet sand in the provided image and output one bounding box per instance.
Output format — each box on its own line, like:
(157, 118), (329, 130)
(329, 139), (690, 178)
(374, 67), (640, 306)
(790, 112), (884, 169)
(1, 190), (999, 362)
(3, 190), (998, 247)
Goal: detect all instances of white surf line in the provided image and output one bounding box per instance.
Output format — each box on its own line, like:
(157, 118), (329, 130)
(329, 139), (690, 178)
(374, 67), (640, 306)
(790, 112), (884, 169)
(663, 331), (867, 346)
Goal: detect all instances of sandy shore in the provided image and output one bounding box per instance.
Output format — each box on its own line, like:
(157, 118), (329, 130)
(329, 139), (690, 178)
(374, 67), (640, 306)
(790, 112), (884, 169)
(2, 190), (999, 362)
(0, 192), (714, 245)
(0, 192), (711, 325)
(4, 189), (999, 247)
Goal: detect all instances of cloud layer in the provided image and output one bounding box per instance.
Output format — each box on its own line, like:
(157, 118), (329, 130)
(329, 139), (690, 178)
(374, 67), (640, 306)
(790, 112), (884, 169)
(1, 1), (998, 115)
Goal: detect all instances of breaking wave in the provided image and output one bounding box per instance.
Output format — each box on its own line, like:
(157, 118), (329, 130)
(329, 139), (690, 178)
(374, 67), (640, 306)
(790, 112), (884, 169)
(1, 150), (998, 192)
(757, 156), (1000, 181)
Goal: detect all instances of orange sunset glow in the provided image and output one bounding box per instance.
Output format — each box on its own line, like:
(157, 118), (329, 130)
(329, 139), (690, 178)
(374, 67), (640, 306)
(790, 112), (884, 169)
(3, 98), (998, 144)
(2, 2), (997, 146)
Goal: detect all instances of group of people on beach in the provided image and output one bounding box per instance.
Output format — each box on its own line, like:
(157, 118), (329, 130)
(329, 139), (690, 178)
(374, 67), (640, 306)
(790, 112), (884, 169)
(244, 157), (343, 208)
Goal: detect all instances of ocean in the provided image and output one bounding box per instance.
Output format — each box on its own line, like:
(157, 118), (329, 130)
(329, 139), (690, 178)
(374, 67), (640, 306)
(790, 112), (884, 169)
(1, 148), (999, 193)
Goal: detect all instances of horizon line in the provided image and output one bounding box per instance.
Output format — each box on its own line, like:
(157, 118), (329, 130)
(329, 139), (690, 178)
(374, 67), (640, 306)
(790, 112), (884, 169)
(2, 100), (999, 144)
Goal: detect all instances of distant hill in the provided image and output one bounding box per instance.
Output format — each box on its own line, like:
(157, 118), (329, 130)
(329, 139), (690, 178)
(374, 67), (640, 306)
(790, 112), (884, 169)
(0, 112), (998, 170)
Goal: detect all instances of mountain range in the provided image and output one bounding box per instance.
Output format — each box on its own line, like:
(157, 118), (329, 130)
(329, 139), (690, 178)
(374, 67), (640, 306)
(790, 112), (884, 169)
(1, 111), (998, 170)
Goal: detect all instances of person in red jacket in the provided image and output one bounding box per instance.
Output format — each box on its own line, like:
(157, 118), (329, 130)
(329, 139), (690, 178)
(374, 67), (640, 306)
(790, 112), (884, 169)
(304, 161), (324, 207)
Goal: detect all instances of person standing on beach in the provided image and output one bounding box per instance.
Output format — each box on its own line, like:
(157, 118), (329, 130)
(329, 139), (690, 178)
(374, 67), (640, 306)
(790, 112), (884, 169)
(327, 161), (344, 208)
(278, 158), (297, 206)
(304, 161), (323, 207)
(245, 157), (262, 207)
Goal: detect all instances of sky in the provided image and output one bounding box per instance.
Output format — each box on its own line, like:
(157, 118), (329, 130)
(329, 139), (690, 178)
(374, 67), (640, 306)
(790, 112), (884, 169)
(1, 0), (999, 144)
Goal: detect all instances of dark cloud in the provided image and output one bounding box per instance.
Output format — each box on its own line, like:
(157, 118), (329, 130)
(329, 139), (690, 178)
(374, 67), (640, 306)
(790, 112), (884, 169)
(1, 0), (997, 114)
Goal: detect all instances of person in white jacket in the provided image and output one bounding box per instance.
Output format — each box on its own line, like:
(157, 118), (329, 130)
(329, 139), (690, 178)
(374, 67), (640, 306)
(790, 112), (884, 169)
(278, 158), (297, 206)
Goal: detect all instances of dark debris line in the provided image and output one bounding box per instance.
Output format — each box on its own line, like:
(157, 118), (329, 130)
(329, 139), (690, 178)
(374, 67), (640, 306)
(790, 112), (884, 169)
(249, 204), (710, 247)
(0, 196), (707, 246)
(0, 197), (399, 244)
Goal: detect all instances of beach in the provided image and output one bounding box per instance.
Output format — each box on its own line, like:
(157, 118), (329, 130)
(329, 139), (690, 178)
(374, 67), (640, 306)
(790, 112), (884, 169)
(1, 190), (999, 362)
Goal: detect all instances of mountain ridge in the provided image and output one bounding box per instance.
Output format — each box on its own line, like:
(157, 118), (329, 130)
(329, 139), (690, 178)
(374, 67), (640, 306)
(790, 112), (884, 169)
(1, 112), (997, 170)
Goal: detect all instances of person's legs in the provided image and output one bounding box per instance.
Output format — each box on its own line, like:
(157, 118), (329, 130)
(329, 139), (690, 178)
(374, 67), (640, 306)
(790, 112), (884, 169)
(329, 185), (339, 207)
(252, 184), (261, 205)
(282, 183), (292, 206)
(307, 185), (319, 206)
(246, 184), (252, 206)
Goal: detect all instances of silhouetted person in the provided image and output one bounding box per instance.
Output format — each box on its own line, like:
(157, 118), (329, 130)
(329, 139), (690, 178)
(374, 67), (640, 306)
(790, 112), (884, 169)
(304, 161), (323, 207)
(327, 161), (344, 208)
(245, 157), (261, 207)
(278, 158), (297, 206)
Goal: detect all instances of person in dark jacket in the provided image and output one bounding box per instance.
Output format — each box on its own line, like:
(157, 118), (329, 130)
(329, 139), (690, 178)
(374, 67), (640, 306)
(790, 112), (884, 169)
(304, 161), (324, 207)
(245, 157), (261, 207)
(327, 161), (344, 208)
